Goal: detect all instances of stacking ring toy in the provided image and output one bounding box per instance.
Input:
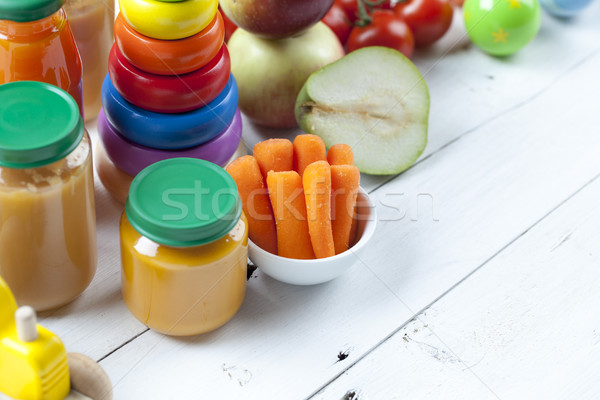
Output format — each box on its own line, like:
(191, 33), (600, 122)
(98, 108), (242, 176)
(101, 74), (239, 150)
(114, 12), (224, 76)
(108, 44), (230, 113)
(120, 0), (218, 40)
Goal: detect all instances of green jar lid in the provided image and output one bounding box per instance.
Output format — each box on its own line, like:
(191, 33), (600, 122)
(0, 0), (64, 22)
(126, 158), (242, 247)
(0, 81), (84, 169)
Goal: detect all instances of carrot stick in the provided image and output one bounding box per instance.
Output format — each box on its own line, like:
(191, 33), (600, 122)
(331, 165), (360, 255)
(327, 143), (354, 166)
(226, 156), (277, 254)
(266, 171), (315, 259)
(293, 134), (327, 177)
(348, 210), (359, 248)
(253, 138), (293, 180)
(303, 161), (335, 258)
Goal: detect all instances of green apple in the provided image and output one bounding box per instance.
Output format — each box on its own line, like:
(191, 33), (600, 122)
(295, 47), (430, 175)
(228, 23), (345, 129)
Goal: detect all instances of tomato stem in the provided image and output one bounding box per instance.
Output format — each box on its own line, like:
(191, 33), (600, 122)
(355, 0), (372, 26)
(354, 0), (407, 27)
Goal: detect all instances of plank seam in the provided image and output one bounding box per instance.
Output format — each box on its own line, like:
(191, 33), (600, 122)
(96, 328), (149, 363)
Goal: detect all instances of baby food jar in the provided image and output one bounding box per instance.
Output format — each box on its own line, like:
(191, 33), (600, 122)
(0, 0), (84, 115)
(65, 0), (115, 121)
(120, 158), (248, 336)
(0, 82), (97, 311)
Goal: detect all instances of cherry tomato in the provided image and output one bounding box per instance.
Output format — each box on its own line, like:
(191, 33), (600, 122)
(219, 5), (238, 42)
(378, 0), (393, 9)
(346, 10), (414, 58)
(449, 0), (464, 6)
(322, 3), (353, 44)
(394, 0), (453, 47)
(337, 0), (360, 22)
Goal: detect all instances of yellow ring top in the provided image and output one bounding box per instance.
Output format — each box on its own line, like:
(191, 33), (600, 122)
(119, 0), (218, 40)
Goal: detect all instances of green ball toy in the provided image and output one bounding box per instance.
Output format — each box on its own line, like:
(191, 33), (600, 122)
(464, 0), (542, 56)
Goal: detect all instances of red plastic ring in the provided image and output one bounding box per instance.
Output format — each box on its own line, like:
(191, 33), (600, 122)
(108, 44), (231, 114)
(114, 12), (225, 76)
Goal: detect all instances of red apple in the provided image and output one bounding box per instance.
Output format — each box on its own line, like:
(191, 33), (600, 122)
(228, 22), (345, 128)
(220, 0), (336, 39)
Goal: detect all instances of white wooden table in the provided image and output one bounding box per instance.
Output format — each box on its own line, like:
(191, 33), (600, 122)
(39, 4), (600, 399)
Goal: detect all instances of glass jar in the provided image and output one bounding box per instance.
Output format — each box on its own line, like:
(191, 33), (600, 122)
(0, 82), (97, 311)
(0, 0), (83, 115)
(120, 158), (248, 336)
(65, 0), (114, 121)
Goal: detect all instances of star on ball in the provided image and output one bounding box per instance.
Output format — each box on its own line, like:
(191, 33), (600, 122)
(492, 28), (509, 43)
(506, 0), (522, 9)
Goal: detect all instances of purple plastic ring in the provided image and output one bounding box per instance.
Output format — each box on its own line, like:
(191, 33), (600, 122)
(98, 108), (242, 177)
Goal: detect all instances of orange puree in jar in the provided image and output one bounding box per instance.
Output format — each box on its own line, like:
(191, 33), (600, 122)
(120, 212), (248, 336)
(120, 159), (248, 336)
(65, 0), (114, 121)
(0, 6), (84, 114)
(0, 82), (96, 311)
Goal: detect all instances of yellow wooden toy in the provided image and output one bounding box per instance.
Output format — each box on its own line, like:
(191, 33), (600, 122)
(0, 277), (112, 400)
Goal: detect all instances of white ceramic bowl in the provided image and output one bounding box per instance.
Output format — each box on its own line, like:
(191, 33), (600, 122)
(248, 187), (377, 285)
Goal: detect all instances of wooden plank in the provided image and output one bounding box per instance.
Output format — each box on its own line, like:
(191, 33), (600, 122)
(96, 20), (600, 399)
(313, 168), (600, 400)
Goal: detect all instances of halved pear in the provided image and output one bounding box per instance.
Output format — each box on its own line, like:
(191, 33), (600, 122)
(295, 47), (430, 175)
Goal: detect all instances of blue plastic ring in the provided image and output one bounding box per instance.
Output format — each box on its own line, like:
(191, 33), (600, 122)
(101, 74), (239, 150)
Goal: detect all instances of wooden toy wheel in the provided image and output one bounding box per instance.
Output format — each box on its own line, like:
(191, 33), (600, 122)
(67, 353), (113, 400)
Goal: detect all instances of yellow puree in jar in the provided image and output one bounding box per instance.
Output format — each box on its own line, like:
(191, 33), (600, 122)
(0, 134), (96, 311)
(120, 212), (248, 336)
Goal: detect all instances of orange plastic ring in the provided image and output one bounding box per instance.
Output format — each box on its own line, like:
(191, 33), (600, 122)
(114, 12), (225, 76)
